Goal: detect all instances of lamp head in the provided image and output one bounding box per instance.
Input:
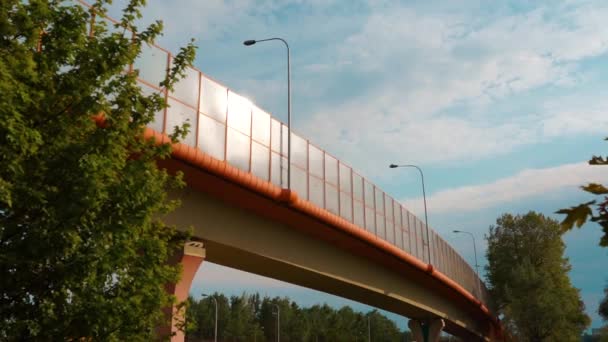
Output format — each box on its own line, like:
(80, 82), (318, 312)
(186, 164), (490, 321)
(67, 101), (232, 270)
(453, 230), (461, 233)
(243, 40), (256, 46)
(202, 294), (209, 297)
(389, 164), (399, 168)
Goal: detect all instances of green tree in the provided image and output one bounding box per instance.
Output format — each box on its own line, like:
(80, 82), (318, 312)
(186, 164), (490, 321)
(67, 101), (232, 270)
(258, 296), (299, 341)
(283, 301), (308, 340)
(302, 303), (336, 341)
(224, 294), (263, 341)
(367, 310), (403, 342)
(326, 306), (364, 341)
(0, 0), (195, 340)
(486, 212), (590, 341)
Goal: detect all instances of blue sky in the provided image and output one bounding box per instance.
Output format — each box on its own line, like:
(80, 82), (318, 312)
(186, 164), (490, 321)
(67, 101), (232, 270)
(116, 0), (608, 330)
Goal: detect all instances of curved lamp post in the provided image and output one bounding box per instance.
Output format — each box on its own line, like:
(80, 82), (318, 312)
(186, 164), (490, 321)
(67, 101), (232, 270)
(272, 303), (280, 342)
(452, 230), (480, 276)
(452, 229), (482, 297)
(202, 294), (218, 342)
(367, 314), (371, 342)
(389, 164), (431, 264)
(243, 38), (291, 190)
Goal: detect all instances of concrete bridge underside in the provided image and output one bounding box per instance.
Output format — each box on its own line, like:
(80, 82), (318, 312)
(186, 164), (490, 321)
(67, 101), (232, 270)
(161, 158), (496, 341)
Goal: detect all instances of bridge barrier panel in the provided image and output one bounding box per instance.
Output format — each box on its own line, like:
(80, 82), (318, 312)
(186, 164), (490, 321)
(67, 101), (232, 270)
(139, 84), (165, 134)
(308, 172), (324, 208)
(291, 164), (308, 200)
(251, 140), (270, 181)
(325, 181), (339, 216)
(166, 98), (196, 146)
(135, 43), (167, 88)
(252, 106), (270, 145)
(291, 133), (308, 169)
(395, 209), (404, 250)
(384, 195), (395, 245)
(197, 113), (225, 161)
(171, 66), (199, 109)
(340, 190), (353, 222)
(226, 125), (250, 172)
(199, 76), (228, 123)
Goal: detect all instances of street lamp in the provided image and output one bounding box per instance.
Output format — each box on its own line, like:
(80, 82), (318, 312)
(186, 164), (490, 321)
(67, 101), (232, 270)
(367, 314), (371, 342)
(452, 230), (479, 276)
(389, 164), (431, 264)
(202, 294), (218, 342)
(272, 303), (280, 342)
(243, 38), (292, 190)
(452, 230), (481, 296)
(242, 300), (259, 341)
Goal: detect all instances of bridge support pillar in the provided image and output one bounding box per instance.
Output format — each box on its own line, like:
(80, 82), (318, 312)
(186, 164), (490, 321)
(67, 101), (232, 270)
(158, 241), (205, 342)
(408, 318), (445, 342)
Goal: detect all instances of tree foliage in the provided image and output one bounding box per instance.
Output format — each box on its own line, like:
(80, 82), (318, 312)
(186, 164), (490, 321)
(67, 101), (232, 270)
(486, 212), (590, 341)
(557, 137), (608, 247)
(601, 285), (608, 322)
(186, 293), (409, 342)
(556, 134), (608, 336)
(0, 0), (195, 340)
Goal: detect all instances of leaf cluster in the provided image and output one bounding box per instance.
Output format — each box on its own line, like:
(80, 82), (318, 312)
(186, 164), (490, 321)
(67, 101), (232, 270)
(557, 138), (608, 247)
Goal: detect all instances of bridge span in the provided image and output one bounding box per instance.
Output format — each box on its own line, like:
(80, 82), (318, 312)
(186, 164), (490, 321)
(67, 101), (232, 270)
(134, 42), (503, 340)
(86, 4), (502, 339)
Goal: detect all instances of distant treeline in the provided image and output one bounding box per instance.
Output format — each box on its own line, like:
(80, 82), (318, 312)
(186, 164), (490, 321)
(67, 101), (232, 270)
(186, 292), (458, 342)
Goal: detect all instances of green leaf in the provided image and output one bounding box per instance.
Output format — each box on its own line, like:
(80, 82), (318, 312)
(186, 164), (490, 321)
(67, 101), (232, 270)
(581, 183), (608, 195)
(589, 156), (608, 165)
(557, 202), (595, 230)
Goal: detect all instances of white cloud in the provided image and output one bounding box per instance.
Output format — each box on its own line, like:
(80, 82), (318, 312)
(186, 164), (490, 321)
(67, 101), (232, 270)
(295, 1), (608, 178)
(298, 96), (608, 183)
(541, 103), (608, 138)
(403, 162), (608, 214)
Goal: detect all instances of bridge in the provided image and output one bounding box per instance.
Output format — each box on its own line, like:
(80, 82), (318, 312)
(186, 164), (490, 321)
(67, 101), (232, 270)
(102, 11), (503, 342)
